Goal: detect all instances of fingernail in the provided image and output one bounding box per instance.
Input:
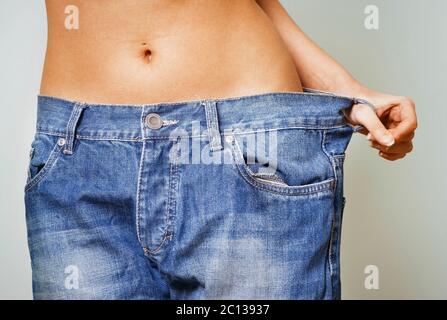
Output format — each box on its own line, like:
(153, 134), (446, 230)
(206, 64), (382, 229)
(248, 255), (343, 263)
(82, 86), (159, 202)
(366, 133), (372, 140)
(383, 135), (395, 147)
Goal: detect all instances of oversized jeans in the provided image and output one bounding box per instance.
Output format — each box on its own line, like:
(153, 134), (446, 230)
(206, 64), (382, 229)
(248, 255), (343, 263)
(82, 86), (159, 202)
(24, 89), (369, 299)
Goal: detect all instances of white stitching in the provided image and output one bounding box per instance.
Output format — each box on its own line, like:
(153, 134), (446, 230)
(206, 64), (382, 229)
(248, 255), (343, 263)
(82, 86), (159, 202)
(24, 142), (64, 192)
(35, 124), (351, 143)
(321, 130), (341, 280)
(229, 134), (335, 196)
(135, 107), (146, 252)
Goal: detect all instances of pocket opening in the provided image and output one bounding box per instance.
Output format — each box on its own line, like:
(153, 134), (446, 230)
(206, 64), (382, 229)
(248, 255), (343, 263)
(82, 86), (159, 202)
(24, 134), (65, 192)
(228, 132), (335, 196)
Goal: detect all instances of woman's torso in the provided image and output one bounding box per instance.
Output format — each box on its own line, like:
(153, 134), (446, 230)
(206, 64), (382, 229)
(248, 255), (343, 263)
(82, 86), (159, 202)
(42, 0), (302, 104)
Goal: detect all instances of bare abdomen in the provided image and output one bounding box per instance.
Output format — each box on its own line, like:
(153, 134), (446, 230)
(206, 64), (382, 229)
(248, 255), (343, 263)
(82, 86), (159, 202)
(41, 0), (302, 104)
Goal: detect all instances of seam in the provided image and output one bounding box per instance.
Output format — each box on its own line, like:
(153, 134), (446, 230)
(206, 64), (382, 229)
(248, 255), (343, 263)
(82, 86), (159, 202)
(26, 146), (35, 184)
(35, 125), (350, 142)
(238, 164), (335, 196)
(169, 141), (180, 232)
(163, 141), (182, 259)
(332, 154), (346, 167)
(230, 124), (347, 136)
(35, 130), (66, 137)
(63, 103), (86, 155)
(145, 152), (174, 255)
(252, 173), (287, 185)
(321, 130), (338, 192)
(34, 125), (350, 143)
(166, 141), (180, 246)
(203, 101), (222, 150)
(327, 203), (336, 278)
(205, 105), (214, 146)
(161, 143), (176, 251)
(35, 130), (145, 141)
(135, 141), (145, 248)
(162, 119), (179, 126)
(135, 107), (146, 251)
(63, 104), (81, 154)
(210, 101), (223, 151)
(24, 142), (64, 192)
(321, 130), (339, 279)
(144, 237), (169, 256)
(75, 135), (145, 141)
(144, 141), (179, 256)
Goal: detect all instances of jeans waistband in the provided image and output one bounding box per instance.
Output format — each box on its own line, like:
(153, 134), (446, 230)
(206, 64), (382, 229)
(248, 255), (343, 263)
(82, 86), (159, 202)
(35, 89), (361, 144)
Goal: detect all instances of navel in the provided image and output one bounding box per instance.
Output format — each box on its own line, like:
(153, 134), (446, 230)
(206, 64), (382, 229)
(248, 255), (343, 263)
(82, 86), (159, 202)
(140, 42), (152, 63)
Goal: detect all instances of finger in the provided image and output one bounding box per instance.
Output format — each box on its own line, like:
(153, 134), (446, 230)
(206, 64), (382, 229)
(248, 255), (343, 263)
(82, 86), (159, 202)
(356, 127), (369, 136)
(388, 98), (418, 142)
(379, 151), (406, 161)
(389, 123), (417, 142)
(396, 131), (415, 142)
(359, 124), (414, 140)
(374, 104), (394, 118)
(365, 115), (415, 142)
(370, 141), (413, 154)
(352, 104), (395, 146)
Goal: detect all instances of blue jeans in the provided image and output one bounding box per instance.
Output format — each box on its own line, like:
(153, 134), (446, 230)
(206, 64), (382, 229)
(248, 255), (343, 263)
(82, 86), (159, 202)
(24, 89), (364, 299)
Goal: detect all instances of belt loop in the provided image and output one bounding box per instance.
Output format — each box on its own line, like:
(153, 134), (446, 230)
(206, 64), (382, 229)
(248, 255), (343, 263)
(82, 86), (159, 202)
(63, 102), (86, 155)
(203, 100), (223, 152)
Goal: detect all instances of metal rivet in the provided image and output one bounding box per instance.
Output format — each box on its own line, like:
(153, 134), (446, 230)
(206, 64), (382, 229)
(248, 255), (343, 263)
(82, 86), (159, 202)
(57, 138), (66, 146)
(145, 113), (163, 130)
(225, 136), (234, 144)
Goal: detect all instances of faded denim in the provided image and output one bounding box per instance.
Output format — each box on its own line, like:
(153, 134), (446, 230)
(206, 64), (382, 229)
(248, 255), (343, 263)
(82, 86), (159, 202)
(24, 89), (368, 300)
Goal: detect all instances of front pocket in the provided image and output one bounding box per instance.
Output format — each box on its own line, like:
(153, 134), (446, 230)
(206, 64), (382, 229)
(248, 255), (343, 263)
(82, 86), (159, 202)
(226, 130), (335, 196)
(25, 133), (65, 192)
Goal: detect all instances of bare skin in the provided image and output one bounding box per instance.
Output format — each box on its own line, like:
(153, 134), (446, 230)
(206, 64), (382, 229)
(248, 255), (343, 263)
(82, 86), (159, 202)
(42, 0), (303, 104)
(42, 0), (417, 160)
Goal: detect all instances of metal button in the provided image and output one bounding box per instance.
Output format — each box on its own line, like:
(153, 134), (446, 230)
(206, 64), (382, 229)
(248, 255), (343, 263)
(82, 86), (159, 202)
(145, 113), (163, 130)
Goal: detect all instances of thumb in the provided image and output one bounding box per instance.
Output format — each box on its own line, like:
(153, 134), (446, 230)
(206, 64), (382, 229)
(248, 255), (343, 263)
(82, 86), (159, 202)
(353, 104), (395, 146)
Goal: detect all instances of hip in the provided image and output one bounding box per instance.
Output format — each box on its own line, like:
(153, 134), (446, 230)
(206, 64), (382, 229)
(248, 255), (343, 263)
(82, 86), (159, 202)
(25, 89), (357, 299)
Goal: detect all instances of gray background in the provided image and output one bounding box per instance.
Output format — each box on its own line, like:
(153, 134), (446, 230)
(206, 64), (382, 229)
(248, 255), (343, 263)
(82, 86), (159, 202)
(0, 0), (445, 299)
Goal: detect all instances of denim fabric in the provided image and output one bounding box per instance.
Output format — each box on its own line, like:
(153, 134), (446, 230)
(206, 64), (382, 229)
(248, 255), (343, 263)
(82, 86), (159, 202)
(24, 89), (360, 300)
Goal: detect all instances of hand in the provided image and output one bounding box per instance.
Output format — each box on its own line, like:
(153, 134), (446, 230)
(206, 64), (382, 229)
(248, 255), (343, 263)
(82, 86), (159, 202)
(343, 89), (418, 161)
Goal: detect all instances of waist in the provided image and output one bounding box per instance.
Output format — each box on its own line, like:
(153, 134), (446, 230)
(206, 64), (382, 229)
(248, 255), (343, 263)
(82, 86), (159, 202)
(35, 90), (356, 142)
(41, 0), (302, 104)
